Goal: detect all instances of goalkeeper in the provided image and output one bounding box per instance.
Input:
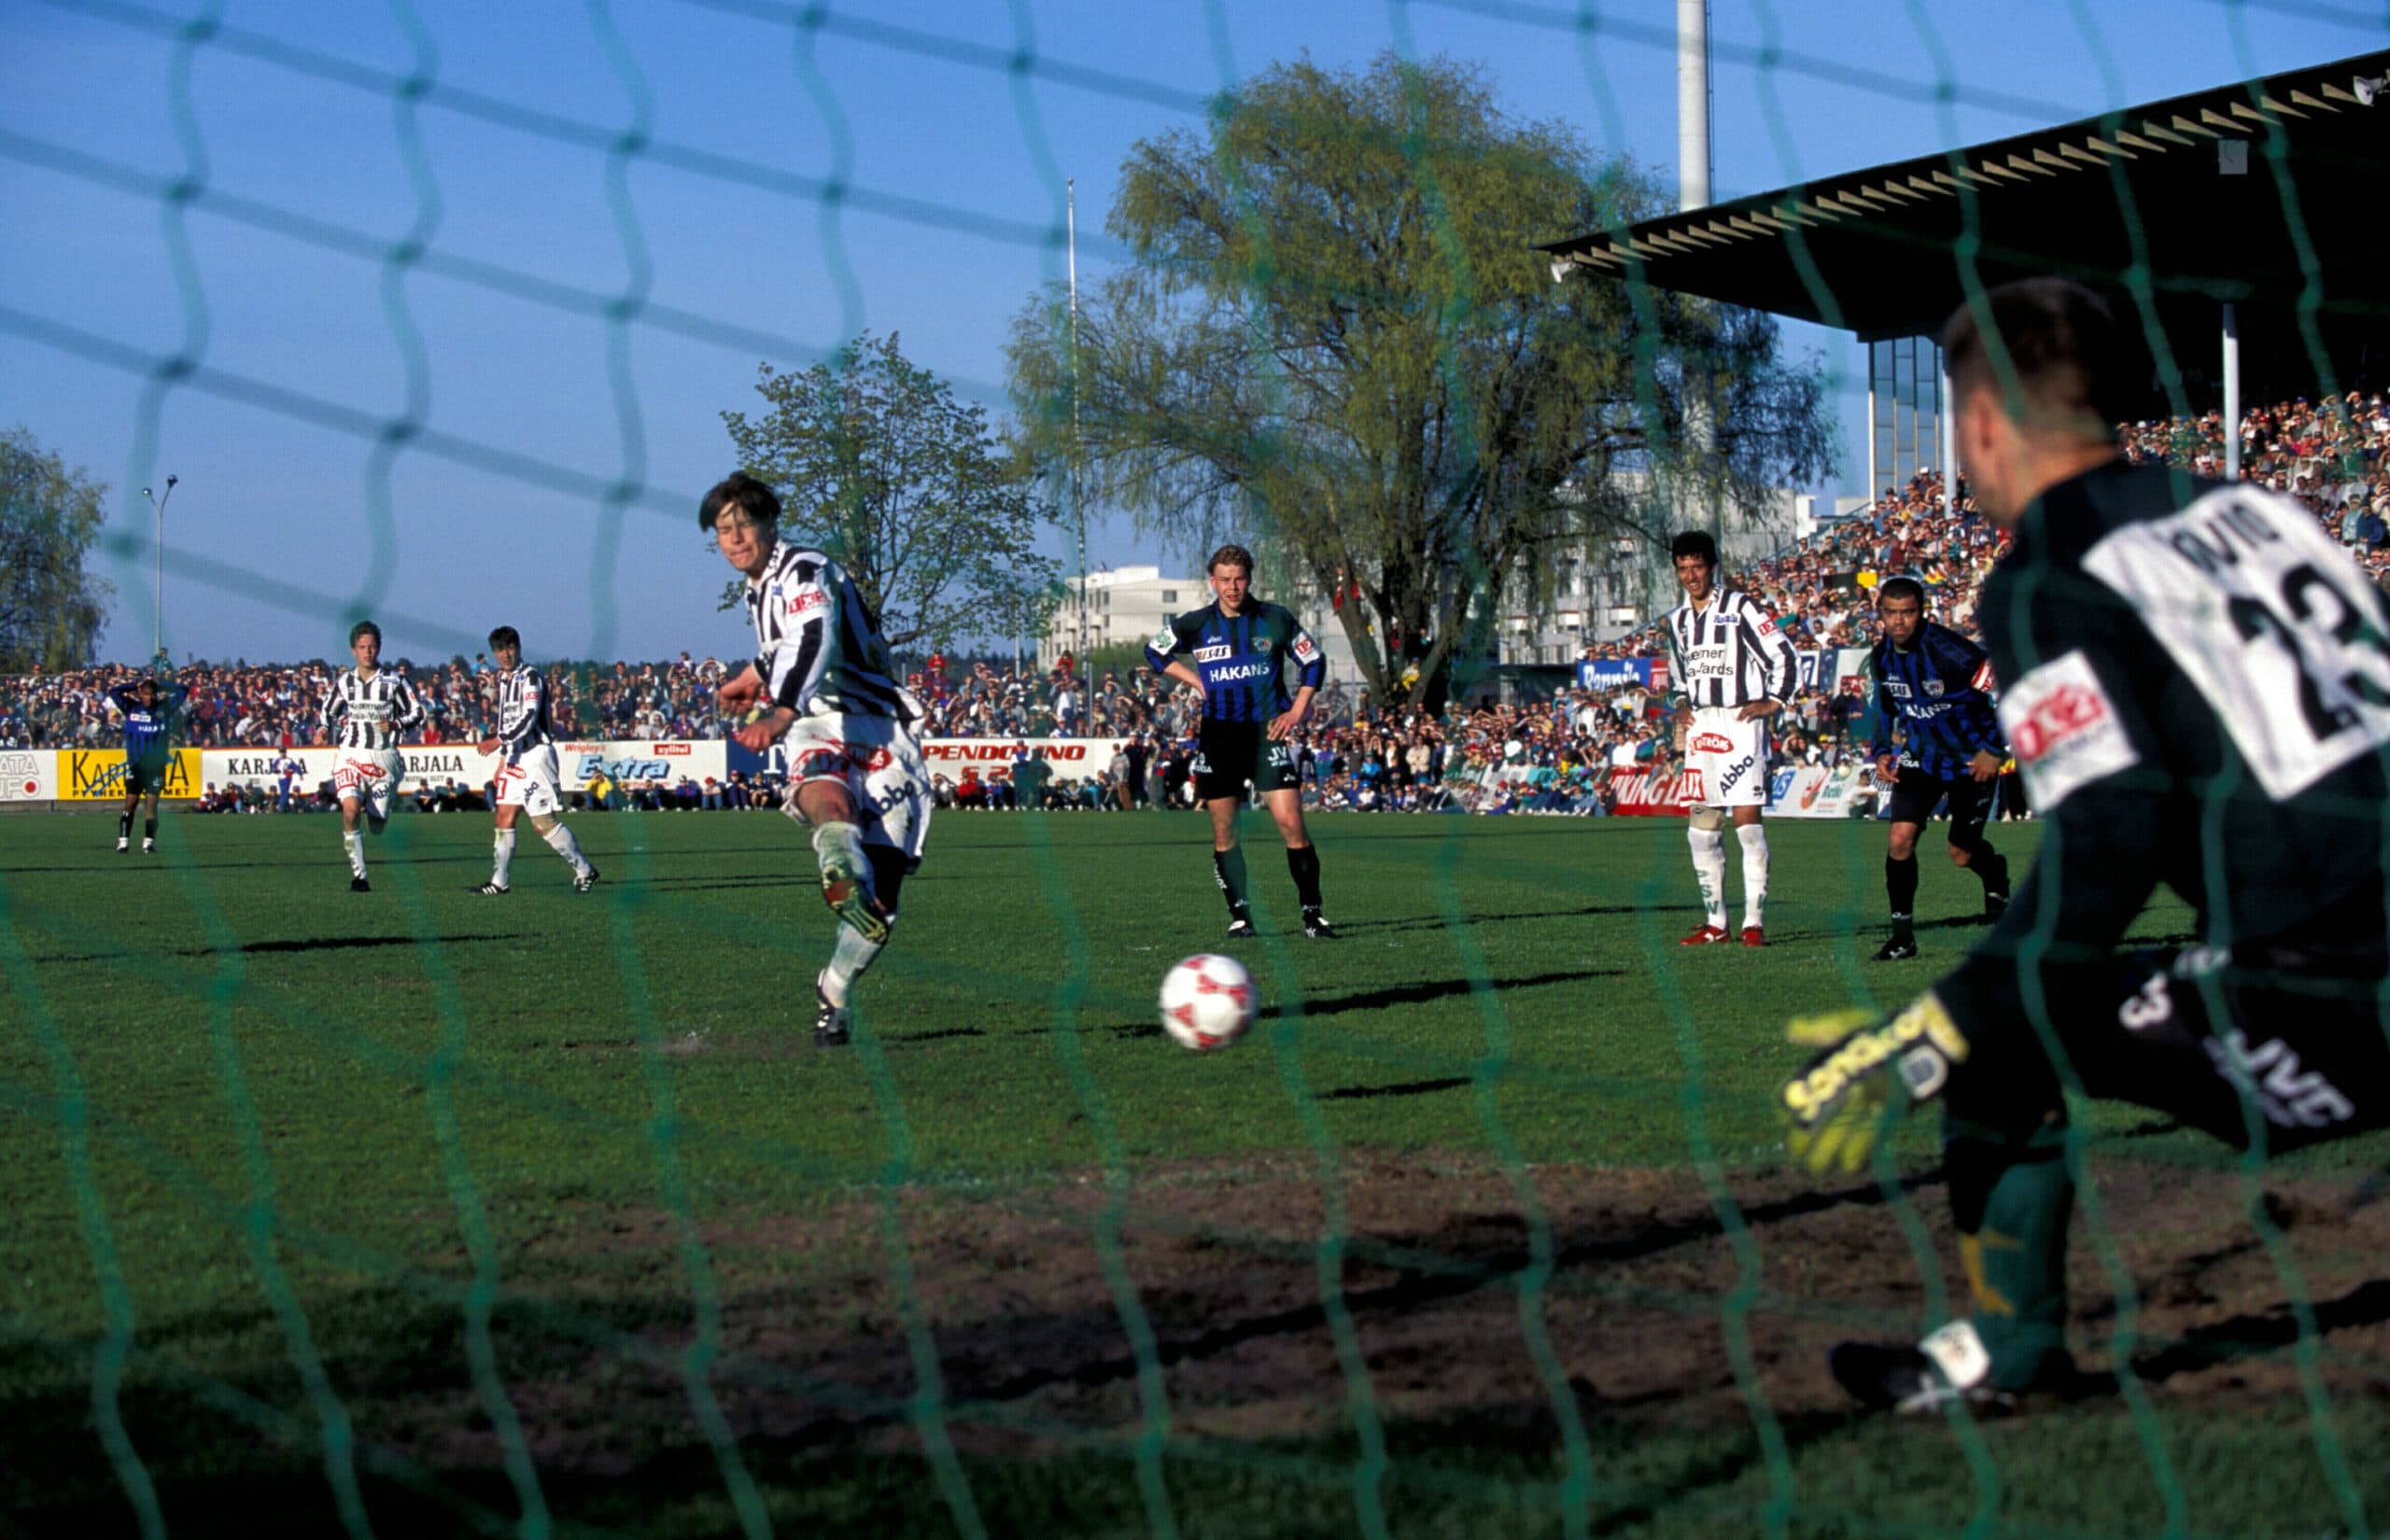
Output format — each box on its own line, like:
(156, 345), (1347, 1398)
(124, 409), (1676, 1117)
(1780, 278), (2390, 1413)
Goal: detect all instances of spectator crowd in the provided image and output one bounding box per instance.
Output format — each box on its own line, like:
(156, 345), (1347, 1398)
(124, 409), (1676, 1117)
(9, 392), (2385, 820)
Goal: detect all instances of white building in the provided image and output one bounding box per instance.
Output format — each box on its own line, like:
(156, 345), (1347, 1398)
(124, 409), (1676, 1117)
(1038, 566), (1202, 669)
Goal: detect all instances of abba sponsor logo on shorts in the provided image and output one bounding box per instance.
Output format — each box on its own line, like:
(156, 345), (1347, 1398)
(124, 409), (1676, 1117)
(1718, 754), (1755, 794)
(1997, 650), (2138, 812)
(1690, 731), (1736, 755)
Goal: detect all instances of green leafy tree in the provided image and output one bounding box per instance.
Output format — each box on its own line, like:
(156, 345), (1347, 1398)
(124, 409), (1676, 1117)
(0, 427), (115, 673)
(1006, 54), (1833, 707)
(721, 332), (1061, 651)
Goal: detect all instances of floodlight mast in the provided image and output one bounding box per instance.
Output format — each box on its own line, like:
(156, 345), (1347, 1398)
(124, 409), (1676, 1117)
(143, 475), (178, 665)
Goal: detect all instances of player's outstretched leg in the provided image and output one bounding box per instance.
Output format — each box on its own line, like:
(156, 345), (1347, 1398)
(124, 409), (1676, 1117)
(1829, 1117), (2077, 1412)
(536, 815), (597, 891)
(814, 847), (907, 1047)
(812, 819), (890, 945)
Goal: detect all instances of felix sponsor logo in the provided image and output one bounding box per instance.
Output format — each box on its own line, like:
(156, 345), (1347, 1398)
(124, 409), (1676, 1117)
(2008, 679), (2108, 764)
(1690, 731), (1736, 755)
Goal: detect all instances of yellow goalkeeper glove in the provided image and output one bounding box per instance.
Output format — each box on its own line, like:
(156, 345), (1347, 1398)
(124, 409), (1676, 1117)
(1779, 994), (1969, 1175)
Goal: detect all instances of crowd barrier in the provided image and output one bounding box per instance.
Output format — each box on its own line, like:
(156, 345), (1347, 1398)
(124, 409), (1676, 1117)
(0, 739), (1900, 817)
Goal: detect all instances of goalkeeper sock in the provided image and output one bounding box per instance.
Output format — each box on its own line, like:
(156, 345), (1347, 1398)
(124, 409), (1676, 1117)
(492, 829), (516, 886)
(1213, 845), (1250, 918)
(1735, 822), (1769, 929)
(143, 817), (157, 843)
(343, 830), (367, 880)
(1886, 854), (1919, 929)
(820, 921), (887, 1009)
(119, 811), (133, 842)
(1687, 826), (1726, 930)
(1946, 1116), (2075, 1391)
(541, 821), (590, 876)
(1286, 843), (1323, 910)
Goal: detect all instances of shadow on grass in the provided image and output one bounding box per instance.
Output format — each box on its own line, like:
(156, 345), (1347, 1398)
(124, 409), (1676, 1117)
(37, 931), (522, 965)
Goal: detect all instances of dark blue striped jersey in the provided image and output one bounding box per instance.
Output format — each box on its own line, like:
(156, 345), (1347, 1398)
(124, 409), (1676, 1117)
(107, 681), (186, 763)
(1146, 599), (1326, 724)
(1867, 619), (2004, 778)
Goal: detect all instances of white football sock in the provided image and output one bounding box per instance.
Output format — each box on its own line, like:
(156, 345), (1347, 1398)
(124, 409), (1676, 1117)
(343, 830), (366, 879)
(811, 819), (867, 877)
(1736, 822), (1771, 930)
(819, 921), (889, 1008)
(1687, 825), (1727, 931)
(541, 821), (590, 876)
(492, 828), (516, 886)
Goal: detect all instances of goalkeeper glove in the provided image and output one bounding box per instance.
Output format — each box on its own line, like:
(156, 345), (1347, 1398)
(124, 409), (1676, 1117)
(1779, 993), (1969, 1175)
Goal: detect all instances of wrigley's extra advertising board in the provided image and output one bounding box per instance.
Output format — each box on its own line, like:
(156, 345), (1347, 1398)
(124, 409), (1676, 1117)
(554, 740), (727, 788)
(0, 749), (56, 802)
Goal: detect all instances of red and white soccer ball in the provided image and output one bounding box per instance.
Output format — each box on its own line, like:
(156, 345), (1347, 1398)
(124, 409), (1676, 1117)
(1158, 953), (1257, 1051)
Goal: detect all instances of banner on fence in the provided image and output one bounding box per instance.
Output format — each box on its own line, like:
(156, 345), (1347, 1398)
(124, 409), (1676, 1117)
(59, 748), (204, 801)
(0, 749), (55, 802)
(731, 735), (1131, 783)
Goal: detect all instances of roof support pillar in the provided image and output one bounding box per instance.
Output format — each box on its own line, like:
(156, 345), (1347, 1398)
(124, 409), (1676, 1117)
(1940, 356), (1957, 520)
(1867, 371), (1878, 510)
(2222, 301), (2242, 481)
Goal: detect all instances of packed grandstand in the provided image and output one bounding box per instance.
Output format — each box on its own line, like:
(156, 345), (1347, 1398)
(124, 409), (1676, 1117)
(8, 394), (2388, 818)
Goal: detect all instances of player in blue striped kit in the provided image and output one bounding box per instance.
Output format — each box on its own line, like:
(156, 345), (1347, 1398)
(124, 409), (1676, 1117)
(1146, 544), (1335, 939)
(1865, 577), (2011, 959)
(106, 674), (187, 853)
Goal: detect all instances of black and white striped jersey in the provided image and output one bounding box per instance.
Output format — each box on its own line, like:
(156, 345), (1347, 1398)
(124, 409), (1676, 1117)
(317, 667), (425, 751)
(1665, 588), (1798, 709)
(744, 540), (912, 720)
(492, 665), (554, 756)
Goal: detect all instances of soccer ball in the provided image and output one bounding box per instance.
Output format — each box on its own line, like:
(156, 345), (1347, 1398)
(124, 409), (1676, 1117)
(1158, 954), (1257, 1051)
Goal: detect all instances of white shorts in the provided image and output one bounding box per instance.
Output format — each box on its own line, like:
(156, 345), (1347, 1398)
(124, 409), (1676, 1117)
(494, 744), (563, 818)
(781, 710), (932, 861)
(1682, 707), (1769, 808)
(333, 748), (405, 821)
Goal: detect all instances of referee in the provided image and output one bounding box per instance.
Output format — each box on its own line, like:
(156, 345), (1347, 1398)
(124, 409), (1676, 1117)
(1146, 544), (1334, 939)
(1864, 577), (2011, 959)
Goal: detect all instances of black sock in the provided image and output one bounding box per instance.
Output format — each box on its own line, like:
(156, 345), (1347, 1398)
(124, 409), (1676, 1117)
(1213, 847), (1249, 917)
(144, 818), (157, 841)
(1975, 848), (2008, 896)
(1886, 855), (1919, 929)
(119, 812), (132, 840)
(1286, 843), (1323, 910)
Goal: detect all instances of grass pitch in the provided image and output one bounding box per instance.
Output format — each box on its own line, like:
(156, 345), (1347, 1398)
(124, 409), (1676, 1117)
(3, 808), (2384, 1538)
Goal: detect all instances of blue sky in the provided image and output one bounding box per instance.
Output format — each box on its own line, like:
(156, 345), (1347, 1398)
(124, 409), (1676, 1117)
(5, 0), (2383, 666)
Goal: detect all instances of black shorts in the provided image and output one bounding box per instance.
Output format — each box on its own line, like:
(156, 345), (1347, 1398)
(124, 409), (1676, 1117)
(1884, 765), (1995, 836)
(1947, 933), (2390, 1157)
(123, 754), (170, 798)
(1193, 719), (1297, 801)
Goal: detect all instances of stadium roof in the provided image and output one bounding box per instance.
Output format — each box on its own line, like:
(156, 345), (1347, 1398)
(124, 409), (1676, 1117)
(1539, 50), (2390, 400)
